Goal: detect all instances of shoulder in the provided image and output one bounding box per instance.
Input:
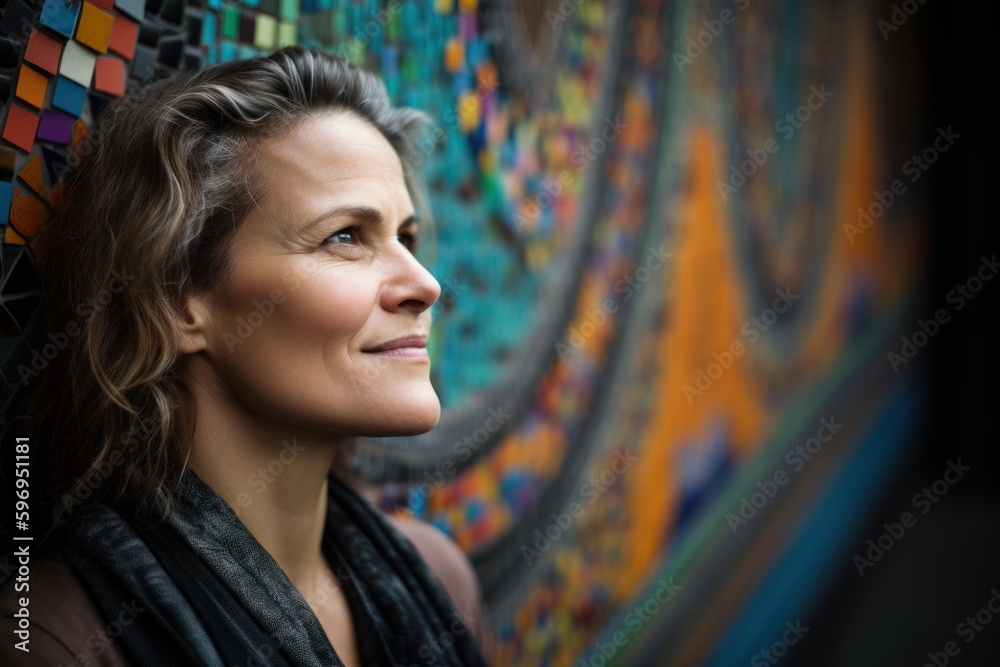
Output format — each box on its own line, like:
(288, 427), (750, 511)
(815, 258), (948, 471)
(0, 547), (133, 666)
(387, 516), (485, 641)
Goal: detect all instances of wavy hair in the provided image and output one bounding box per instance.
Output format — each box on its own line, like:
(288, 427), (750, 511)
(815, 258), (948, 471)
(8, 46), (435, 535)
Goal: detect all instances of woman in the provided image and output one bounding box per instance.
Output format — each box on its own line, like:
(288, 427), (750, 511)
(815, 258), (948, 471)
(0, 46), (489, 666)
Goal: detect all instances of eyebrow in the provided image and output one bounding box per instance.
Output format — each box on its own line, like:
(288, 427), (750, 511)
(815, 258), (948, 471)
(303, 204), (418, 231)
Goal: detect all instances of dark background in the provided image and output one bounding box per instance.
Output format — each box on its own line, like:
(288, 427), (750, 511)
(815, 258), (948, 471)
(792, 1), (999, 665)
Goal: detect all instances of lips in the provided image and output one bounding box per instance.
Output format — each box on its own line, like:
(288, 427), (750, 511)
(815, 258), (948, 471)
(362, 334), (428, 354)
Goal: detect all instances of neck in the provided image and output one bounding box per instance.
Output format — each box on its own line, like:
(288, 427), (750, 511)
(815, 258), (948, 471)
(178, 354), (349, 596)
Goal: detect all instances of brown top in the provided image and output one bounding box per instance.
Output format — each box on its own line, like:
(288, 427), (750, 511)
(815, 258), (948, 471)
(0, 547), (133, 666)
(0, 517), (486, 666)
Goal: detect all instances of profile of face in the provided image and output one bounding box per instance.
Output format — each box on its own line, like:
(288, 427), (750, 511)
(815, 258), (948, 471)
(179, 111), (442, 437)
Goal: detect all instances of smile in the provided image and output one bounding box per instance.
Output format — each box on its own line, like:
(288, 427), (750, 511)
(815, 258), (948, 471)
(362, 333), (429, 359)
(363, 347), (429, 360)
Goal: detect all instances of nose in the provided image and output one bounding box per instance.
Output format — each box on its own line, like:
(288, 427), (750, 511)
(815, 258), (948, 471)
(379, 245), (441, 314)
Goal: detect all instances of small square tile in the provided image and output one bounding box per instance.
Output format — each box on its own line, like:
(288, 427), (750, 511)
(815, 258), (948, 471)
(201, 11), (217, 46)
(130, 43), (157, 81)
(52, 76), (87, 116)
(39, 0), (82, 40)
(24, 29), (63, 75)
(2, 105), (40, 152)
(278, 21), (296, 47)
(219, 41), (238, 62)
(76, 2), (116, 54)
(221, 6), (240, 39)
(240, 9), (255, 43)
(280, 0), (298, 21)
(14, 65), (48, 110)
(94, 56), (125, 97)
(108, 13), (139, 60)
(254, 14), (276, 50)
(37, 109), (75, 144)
(59, 40), (98, 87)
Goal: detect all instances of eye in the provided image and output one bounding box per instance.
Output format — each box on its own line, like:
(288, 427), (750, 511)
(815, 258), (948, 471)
(324, 224), (362, 246)
(398, 231), (418, 253)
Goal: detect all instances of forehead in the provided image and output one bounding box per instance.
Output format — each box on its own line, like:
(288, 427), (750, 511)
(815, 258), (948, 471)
(252, 111), (410, 215)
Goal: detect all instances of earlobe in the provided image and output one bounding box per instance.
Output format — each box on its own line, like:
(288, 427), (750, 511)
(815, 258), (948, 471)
(172, 289), (213, 355)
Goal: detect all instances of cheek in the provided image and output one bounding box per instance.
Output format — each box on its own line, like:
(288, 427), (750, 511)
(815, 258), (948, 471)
(205, 267), (383, 423)
(218, 267), (375, 361)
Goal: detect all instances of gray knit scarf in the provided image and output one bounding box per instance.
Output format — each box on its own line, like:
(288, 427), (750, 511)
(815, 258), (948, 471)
(57, 467), (488, 667)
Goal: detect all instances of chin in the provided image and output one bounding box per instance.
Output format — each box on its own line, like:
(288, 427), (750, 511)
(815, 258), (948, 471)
(367, 390), (441, 436)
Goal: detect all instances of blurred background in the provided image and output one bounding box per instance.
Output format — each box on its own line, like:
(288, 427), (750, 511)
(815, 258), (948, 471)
(0, 0), (995, 665)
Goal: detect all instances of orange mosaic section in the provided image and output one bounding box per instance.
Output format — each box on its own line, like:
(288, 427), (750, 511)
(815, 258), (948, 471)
(621, 124), (771, 592)
(789, 9), (923, 379)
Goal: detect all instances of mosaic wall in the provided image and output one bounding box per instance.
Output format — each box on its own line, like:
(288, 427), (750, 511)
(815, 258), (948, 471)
(1, 0), (926, 664)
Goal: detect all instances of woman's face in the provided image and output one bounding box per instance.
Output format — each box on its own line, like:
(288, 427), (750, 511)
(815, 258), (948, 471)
(193, 110), (441, 436)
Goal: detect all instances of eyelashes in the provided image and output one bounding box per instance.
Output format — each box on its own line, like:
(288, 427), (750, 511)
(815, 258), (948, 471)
(322, 224), (418, 254)
(324, 224), (364, 246)
(398, 231), (418, 253)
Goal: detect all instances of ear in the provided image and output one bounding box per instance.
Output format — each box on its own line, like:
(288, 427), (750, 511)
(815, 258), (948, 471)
(171, 285), (214, 355)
